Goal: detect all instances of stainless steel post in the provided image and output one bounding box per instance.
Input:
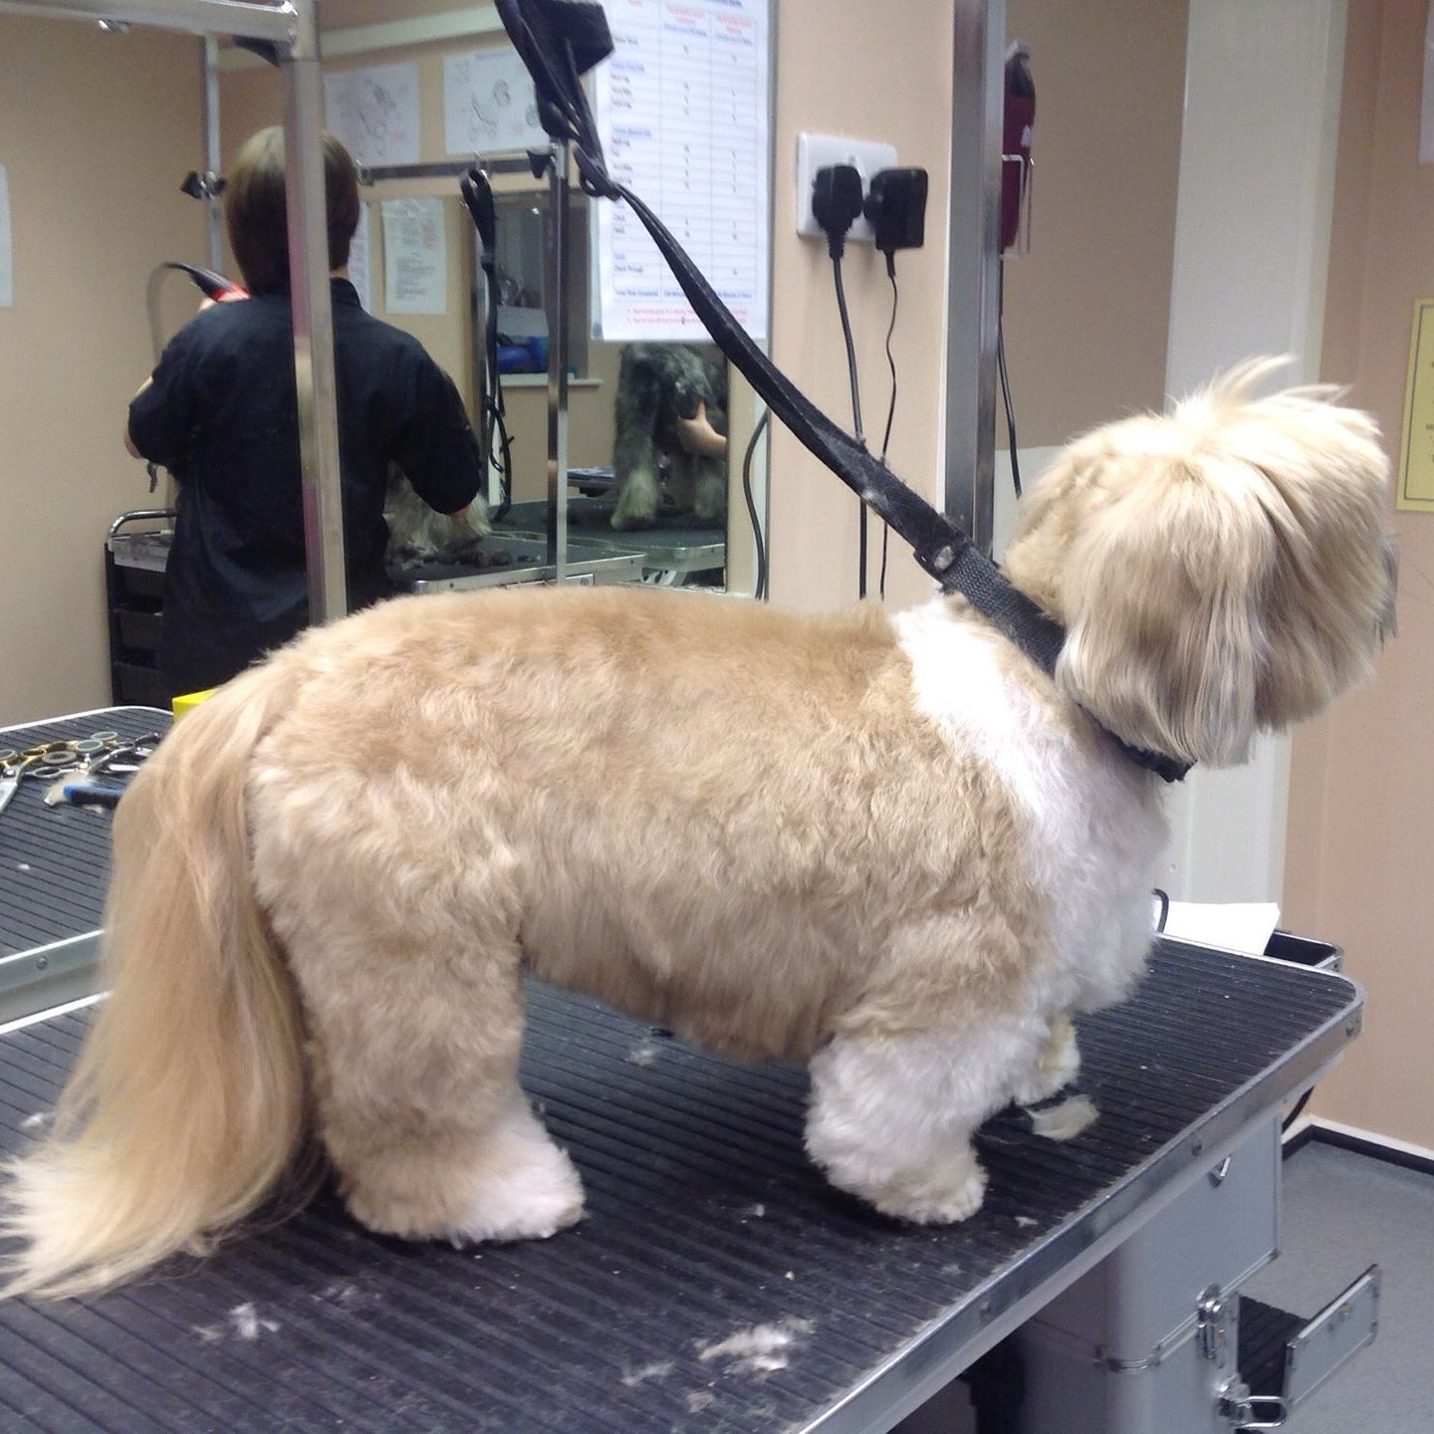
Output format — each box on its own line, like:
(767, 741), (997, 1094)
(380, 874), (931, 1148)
(544, 141), (570, 581)
(202, 35), (223, 271)
(280, 0), (347, 623)
(945, 0), (1004, 554)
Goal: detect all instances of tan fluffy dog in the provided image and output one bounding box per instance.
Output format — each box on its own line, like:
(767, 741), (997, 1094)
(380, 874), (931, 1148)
(1, 362), (1394, 1298)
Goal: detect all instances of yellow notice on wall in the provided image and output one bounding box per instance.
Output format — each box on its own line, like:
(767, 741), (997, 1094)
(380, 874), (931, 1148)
(1398, 299), (1434, 511)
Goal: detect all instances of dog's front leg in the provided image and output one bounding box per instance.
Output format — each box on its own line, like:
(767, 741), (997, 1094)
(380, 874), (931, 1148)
(804, 1011), (1047, 1225)
(1011, 1012), (1081, 1106)
(692, 456), (726, 522)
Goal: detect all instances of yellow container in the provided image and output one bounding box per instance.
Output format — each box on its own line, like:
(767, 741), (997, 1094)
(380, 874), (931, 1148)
(171, 688), (218, 721)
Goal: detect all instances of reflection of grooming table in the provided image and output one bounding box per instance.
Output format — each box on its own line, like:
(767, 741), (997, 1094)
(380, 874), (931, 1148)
(499, 497), (727, 578)
(392, 535), (645, 593)
(0, 712), (1376, 1432)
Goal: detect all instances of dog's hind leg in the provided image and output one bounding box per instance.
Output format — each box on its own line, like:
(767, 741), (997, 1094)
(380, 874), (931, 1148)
(274, 894), (583, 1247)
(805, 1010), (1048, 1225)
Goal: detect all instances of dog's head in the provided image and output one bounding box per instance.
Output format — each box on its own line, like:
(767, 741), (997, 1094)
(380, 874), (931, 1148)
(1003, 359), (1395, 767)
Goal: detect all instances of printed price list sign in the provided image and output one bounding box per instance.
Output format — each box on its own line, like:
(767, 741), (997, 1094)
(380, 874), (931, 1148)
(593, 0), (770, 342)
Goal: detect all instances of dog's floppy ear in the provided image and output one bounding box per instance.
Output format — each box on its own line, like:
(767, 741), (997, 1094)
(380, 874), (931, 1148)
(1054, 454), (1276, 767)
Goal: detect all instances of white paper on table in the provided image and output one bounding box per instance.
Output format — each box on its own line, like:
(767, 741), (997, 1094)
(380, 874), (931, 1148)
(381, 197), (448, 316)
(348, 203), (373, 312)
(591, 0), (771, 342)
(0, 165), (13, 309)
(324, 63), (421, 168)
(1160, 900), (1281, 957)
(444, 48), (547, 155)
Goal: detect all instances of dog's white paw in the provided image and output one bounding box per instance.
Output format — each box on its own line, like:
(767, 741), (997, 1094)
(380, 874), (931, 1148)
(611, 469), (660, 530)
(446, 1096), (586, 1244)
(848, 1148), (988, 1226)
(448, 1138), (585, 1244)
(345, 1091), (585, 1246)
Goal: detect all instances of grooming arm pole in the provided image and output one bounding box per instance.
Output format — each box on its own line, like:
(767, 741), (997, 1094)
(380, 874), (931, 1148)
(544, 140), (571, 581)
(202, 36), (223, 271)
(945, 0), (1004, 555)
(281, 5), (348, 625)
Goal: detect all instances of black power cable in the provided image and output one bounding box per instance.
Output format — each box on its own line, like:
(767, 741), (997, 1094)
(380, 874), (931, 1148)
(998, 260), (1021, 499)
(831, 256), (865, 445)
(811, 163), (868, 598)
(741, 409), (770, 600)
(879, 252), (899, 600)
(831, 254), (869, 597)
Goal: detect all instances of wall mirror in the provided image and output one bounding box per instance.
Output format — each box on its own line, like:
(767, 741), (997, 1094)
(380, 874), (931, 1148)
(214, 0), (773, 599)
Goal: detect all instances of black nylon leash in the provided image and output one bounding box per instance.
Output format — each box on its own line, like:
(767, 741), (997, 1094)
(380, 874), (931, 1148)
(491, 0), (1189, 784)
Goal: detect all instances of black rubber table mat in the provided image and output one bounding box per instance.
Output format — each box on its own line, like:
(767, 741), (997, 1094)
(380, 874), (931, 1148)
(0, 942), (1358, 1433)
(499, 498), (725, 545)
(0, 711), (168, 959)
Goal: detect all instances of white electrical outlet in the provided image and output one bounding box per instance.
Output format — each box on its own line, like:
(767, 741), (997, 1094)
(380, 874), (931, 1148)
(795, 131), (899, 243)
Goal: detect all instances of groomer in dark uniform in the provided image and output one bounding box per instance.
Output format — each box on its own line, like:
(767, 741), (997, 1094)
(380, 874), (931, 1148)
(126, 127), (483, 693)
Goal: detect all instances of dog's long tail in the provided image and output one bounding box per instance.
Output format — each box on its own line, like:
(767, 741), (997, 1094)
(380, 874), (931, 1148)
(1, 662), (308, 1299)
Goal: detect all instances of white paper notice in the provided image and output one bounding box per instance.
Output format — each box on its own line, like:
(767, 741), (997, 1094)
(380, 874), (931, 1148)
(593, 0), (770, 342)
(1161, 901), (1281, 957)
(324, 63), (421, 168)
(381, 198), (448, 316)
(0, 165), (13, 309)
(348, 203), (373, 312)
(444, 48), (548, 156)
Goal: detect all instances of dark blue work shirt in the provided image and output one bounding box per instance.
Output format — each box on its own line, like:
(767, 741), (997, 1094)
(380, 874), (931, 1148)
(128, 279), (481, 691)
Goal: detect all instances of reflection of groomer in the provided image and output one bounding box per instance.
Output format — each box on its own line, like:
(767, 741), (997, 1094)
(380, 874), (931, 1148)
(126, 127), (482, 693)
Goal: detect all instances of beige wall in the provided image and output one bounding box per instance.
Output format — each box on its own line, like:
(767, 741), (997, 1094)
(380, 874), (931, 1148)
(1285, 0), (1434, 1151)
(1001, 0), (1188, 448)
(766, 0), (955, 612)
(0, 19), (205, 727)
(766, 0), (1189, 612)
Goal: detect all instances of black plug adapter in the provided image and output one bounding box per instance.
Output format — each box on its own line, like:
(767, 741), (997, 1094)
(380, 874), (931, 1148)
(812, 164), (865, 259)
(864, 167), (929, 254)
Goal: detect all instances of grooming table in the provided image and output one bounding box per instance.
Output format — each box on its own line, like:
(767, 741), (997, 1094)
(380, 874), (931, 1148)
(392, 535), (646, 594)
(499, 498), (727, 579)
(0, 711), (1375, 1433)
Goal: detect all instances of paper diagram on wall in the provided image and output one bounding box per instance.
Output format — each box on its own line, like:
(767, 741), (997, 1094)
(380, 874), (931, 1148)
(592, 0), (770, 342)
(324, 63), (421, 168)
(444, 48), (548, 156)
(381, 197), (448, 317)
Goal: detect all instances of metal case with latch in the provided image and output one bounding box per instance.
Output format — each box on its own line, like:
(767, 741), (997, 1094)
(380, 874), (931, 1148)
(1013, 1121), (1379, 1431)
